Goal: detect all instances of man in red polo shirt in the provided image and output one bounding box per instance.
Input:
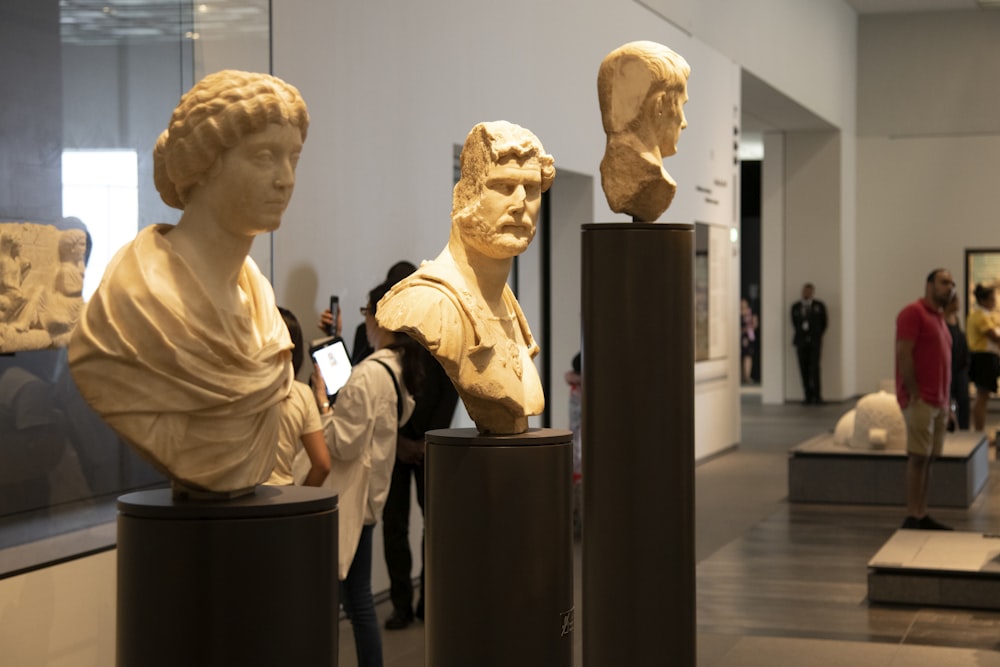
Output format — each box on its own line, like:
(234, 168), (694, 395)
(896, 268), (956, 530)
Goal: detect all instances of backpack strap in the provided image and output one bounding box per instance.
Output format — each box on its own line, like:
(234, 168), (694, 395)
(371, 358), (402, 422)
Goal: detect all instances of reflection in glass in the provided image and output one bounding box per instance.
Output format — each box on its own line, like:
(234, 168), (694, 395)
(1, 0), (272, 551)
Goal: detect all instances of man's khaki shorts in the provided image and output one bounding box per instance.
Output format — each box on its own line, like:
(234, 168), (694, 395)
(904, 398), (947, 457)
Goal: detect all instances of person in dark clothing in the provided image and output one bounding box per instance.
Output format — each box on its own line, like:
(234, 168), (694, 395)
(791, 282), (828, 404)
(382, 346), (457, 628)
(944, 292), (970, 431)
(346, 262), (418, 364)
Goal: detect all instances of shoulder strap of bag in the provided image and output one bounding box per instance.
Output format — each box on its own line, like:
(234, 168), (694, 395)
(371, 358), (402, 422)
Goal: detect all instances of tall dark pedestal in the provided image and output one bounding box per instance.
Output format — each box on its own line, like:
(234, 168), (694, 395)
(582, 223), (695, 666)
(424, 428), (574, 667)
(116, 485), (338, 667)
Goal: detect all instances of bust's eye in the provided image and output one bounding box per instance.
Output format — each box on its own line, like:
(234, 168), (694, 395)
(491, 182), (516, 196)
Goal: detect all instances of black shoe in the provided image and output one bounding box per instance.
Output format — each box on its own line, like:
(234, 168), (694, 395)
(385, 609), (414, 630)
(917, 515), (954, 531)
(414, 598), (424, 621)
(901, 516), (921, 529)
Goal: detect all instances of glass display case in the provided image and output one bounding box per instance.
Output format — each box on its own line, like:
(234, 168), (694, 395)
(0, 0), (271, 564)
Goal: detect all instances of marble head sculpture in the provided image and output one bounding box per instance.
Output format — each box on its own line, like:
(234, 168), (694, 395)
(69, 70), (309, 495)
(598, 41), (690, 222)
(376, 121), (555, 435)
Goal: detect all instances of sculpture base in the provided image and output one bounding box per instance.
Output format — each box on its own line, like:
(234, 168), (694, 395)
(424, 428), (574, 667)
(869, 529), (1000, 610)
(116, 485), (338, 667)
(169, 479), (256, 500)
(788, 431), (988, 507)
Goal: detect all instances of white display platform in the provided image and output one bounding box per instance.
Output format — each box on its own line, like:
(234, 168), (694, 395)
(868, 529), (1000, 610)
(788, 431), (988, 507)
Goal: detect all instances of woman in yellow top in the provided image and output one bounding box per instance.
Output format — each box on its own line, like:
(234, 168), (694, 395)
(966, 283), (1000, 431)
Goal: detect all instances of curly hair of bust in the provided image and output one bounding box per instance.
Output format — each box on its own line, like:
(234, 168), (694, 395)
(451, 121), (556, 225)
(153, 70), (310, 210)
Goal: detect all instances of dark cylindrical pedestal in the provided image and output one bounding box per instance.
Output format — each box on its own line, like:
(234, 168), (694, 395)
(582, 223), (695, 666)
(117, 485), (338, 667)
(425, 427), (574, 667)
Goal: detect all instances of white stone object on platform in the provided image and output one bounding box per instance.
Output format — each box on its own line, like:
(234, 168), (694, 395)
(377, 121), (555, 435)
(69, 70), (309, 495)
(597, 41), (690, 222)
(833, 409), (856, 447)
(849, 390), (906, 451)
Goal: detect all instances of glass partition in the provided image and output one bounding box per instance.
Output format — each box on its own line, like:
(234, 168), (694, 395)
(0, 0), (271, 558)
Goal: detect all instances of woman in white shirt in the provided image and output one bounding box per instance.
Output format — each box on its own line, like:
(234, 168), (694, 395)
(314, 281), (419, 667)
(266, 307), (330, 487)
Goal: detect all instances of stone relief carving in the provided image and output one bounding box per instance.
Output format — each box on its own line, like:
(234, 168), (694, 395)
(0, 222), (87, 352)
(68, 70), (309, 496)
(377, 121), (555, 435)
(597, 41), (690, 222)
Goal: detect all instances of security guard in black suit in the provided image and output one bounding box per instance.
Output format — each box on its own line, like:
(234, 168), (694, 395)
(791, 282), (828, 404)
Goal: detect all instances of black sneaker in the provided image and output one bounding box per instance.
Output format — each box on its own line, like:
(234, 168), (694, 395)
(917, 515), (954, 531)
(414, 598), (424, 621)
(901, 516), (921, 529)
(385, 609), (414, 630)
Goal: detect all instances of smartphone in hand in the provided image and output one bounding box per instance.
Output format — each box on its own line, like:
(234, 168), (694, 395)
(326, 295), (340, 336)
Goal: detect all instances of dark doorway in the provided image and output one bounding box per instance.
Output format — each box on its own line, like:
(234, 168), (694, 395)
(740, 160), (761, 384)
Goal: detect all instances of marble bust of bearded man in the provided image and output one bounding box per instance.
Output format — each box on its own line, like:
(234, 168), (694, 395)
(377, 121), (555, 435)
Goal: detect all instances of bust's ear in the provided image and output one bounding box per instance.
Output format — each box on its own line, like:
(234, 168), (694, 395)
(652, 91), (667, 118)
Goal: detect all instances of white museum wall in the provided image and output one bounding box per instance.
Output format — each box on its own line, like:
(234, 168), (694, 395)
(856, 134), (1000, 393)
(761, 132), (786, 404)
(644, 0), (856, 131)
(782, 130), (844, 402)
(854, 10), (1000, 395)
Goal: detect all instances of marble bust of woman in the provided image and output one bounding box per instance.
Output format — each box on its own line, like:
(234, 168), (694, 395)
(69, 70), (309, 495)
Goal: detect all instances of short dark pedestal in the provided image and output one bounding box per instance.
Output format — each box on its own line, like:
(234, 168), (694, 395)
(788, 431), (988, 507)
(116, 485), (338, 667)
(869, 529), (1000, 610)
(424, 427), (574, 667)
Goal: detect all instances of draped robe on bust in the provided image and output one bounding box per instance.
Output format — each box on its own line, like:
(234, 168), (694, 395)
(69, 224), (293, 492)
(377, 248), (543, 435)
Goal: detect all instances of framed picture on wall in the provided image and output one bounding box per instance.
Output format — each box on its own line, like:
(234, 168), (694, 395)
(964, 248), (1000, 319)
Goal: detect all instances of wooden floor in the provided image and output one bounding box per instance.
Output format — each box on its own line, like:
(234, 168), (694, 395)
(340, 393), (1000, 665)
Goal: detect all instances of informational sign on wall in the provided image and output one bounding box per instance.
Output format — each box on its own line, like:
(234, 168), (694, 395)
(695, 221), (730, 362)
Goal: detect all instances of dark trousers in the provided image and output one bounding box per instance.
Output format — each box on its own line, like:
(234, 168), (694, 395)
(341, 524), (382, 667)
(796, 340), (823, 402)
(382, 460), (425, 615)
(952, 370), (971, 430)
